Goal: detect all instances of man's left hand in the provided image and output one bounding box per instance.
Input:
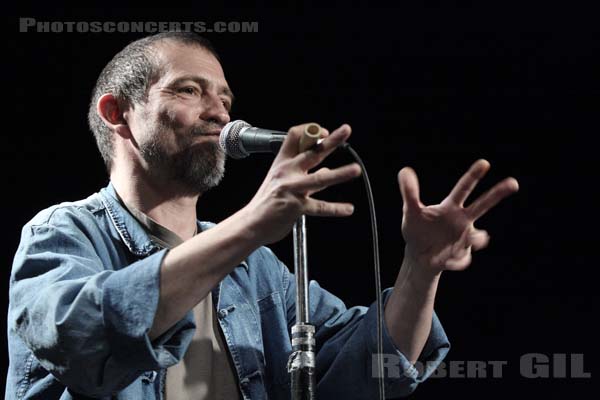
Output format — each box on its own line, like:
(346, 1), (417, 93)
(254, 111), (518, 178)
(398, 159), (519, 274)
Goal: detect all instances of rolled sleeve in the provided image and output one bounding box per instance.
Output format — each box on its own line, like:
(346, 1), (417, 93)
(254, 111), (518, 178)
(366, 288), (450, 397)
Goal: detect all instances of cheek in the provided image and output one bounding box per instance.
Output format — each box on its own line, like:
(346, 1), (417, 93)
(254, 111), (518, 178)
(158, 105), (198, 130)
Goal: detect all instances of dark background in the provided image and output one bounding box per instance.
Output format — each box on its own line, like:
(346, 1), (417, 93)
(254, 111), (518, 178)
(4, 3), (599, 398)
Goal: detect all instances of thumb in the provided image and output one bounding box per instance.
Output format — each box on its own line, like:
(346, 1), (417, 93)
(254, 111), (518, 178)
(398, 167), (422, 211)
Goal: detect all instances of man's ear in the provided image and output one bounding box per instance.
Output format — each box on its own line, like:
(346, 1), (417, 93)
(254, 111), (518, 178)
(97, 94), (132, 139)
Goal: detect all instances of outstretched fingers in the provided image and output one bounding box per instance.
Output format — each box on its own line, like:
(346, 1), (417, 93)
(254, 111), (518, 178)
(292, 164), (362, 195)
(303, 198), (355, 217)
(467, 177), (519, 221)
(447, 159), (491, 206)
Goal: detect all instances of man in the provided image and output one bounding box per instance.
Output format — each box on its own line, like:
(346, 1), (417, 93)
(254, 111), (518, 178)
(6, 32), (518, 399)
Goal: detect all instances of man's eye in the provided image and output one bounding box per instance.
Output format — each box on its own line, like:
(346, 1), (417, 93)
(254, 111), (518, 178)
(179, 87), (197, 95)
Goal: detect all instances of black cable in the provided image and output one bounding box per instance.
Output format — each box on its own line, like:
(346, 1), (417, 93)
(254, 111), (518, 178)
(341, 143), (385, 400)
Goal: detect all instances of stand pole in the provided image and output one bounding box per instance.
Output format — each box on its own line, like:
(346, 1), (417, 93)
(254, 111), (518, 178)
(287, 123), (322, 400)
(287, 215), (315, 400)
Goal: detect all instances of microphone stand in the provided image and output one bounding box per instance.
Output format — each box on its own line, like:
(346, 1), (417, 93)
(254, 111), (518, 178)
(287, 123), (323, 400)
(287, 215), (316, 400)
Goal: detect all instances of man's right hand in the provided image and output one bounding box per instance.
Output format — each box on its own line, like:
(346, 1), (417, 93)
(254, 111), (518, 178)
(151, 123), (360, 339)
(241, 123), (362, 245)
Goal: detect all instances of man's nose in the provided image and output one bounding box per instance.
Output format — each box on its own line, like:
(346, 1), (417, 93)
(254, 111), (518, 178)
(201, 94), (231, 125)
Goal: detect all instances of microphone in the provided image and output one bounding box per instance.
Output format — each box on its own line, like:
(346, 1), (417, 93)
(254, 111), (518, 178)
(219, 120), (287, 159)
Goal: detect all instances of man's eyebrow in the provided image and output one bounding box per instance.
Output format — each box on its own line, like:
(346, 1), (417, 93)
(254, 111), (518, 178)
(169, 75), (235, 102)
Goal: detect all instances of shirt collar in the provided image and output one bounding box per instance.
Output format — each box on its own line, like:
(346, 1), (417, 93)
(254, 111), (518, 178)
(99, 182), (249, 270)
(113, 189), (188, 250)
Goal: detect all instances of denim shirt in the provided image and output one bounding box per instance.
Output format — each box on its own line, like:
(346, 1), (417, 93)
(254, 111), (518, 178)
(6, 183), (450, 399)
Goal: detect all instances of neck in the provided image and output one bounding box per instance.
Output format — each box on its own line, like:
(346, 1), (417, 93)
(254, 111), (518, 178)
(110, 167), (200, 242)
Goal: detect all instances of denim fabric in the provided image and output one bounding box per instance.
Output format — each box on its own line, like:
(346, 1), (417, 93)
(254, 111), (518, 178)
(6, 183), (450, 399)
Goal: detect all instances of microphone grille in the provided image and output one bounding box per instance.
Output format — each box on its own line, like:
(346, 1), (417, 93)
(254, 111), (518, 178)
(219, 120), (251, 159)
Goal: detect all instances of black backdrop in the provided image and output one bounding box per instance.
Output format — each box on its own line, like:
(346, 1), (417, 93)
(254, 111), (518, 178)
(4, 4), (599, 399)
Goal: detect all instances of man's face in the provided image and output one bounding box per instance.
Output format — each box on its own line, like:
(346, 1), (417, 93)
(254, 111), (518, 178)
(129, 41), (233, 194)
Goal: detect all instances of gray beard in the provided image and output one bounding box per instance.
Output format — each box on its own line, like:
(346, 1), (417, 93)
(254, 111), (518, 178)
(140, 131), (226, 196)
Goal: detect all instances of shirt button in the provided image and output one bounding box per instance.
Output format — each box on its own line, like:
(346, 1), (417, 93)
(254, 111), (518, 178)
(141, 371), (157, 383)
(218, 305), (236, 319)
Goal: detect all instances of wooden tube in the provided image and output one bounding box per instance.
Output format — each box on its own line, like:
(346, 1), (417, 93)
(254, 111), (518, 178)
(299, 123), (323, 153)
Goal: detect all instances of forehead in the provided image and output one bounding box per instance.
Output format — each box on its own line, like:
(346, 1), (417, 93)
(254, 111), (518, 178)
(154, 42), (228, 87)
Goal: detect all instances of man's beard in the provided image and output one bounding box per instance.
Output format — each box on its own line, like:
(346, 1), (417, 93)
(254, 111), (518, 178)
(139, 120), (226, 195)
